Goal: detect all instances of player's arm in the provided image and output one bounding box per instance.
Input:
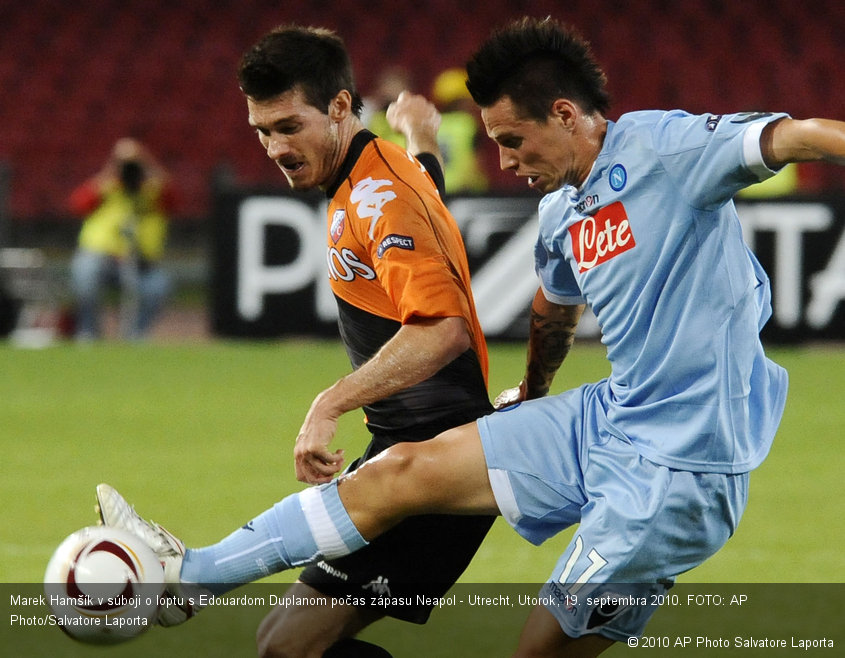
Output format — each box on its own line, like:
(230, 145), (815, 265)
(386, 91), (446, 194)
(761, 117), (845, 169)
(387, 91), (443, 166)
(494, 289), (585, 409)
(295, 315), (470, 484)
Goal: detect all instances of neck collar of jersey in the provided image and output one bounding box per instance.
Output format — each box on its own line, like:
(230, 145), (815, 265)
(325, 130), (377, 198)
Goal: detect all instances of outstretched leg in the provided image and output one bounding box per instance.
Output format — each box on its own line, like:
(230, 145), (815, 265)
(252, 422), (497, 657)
(99, 421), (499, 602)
(98, 421), (611, 654)
(336, 421), (500, 538)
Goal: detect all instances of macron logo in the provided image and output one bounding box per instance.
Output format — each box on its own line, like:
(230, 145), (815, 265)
(569, 201), (636, 273)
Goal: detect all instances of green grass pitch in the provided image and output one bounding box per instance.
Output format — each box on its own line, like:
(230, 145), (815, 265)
(1, 339), (842, 656)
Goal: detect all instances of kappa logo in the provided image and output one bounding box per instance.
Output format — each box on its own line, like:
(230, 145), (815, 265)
(330, 209), (346, 244)
(569, 201), (636, 273)
(363, 575), (391, 597)
(316, 561), (349, 581)
(350, 177), (397, 239)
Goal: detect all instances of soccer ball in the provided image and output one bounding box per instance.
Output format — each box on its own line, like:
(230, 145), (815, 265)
(44, 525), (165, 644)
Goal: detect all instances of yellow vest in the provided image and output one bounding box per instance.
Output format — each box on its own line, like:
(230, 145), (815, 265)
(737, 163), (799, 198)
(78, 180), (168, 261)
(437, 112), (488, 194)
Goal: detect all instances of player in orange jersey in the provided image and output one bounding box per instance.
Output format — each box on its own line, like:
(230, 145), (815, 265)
(237, 26), (494, 657)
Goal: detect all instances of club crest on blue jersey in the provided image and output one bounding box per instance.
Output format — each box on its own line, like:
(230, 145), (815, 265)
(377, 234), (415, 258)
(609, 164), (627, 191)
(330, 209), (346, 244)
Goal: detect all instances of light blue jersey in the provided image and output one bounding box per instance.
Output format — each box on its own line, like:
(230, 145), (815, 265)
(535, 110), (789, 473)
(476, 110), (792, 640)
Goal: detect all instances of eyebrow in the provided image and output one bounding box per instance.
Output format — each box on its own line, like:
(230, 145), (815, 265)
(249, 114), (301, 130)
(491, 130), (521, 145)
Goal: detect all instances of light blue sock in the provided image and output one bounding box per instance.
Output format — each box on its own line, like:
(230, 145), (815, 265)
(180, 481), (367, 594)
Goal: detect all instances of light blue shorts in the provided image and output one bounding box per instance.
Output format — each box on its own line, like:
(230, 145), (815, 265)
(477, 382), (749, 642)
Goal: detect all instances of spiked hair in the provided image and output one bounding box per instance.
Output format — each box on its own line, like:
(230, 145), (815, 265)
(466, 16), (610, 120)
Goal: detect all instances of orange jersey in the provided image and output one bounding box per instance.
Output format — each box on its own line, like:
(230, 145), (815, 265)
(325, 132), (489, 433)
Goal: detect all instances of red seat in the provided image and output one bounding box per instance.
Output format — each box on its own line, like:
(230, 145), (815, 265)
(2, 0), (843, 221)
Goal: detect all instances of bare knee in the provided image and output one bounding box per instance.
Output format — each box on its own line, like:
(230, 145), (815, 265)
(255, 600), (335, 658)
(341, 441), (431, 514)
(339, 424), (497, 539)
(256, 608), (287, 658)
(256, 584), (381, 658)
(255, 610), (280, 658)
(373, 441), (432, 494)
(256, 604), (316, 658)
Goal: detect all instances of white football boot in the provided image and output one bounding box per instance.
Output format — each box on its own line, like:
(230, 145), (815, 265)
(96, 483), (198, 626)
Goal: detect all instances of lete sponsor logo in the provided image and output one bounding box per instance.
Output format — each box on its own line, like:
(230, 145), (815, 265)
(569, 201), (636, 272)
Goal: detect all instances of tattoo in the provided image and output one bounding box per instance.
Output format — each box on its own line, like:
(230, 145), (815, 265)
(524, 304), (583, 398)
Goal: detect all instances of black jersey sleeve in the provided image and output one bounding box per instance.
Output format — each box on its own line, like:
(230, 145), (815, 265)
(416, 152), (446, 197)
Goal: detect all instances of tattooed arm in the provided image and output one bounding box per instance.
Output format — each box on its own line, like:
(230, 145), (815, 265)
(494, 289), (586, 409)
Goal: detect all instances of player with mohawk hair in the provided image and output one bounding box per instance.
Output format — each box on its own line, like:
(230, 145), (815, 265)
(98, 16), (845, 656)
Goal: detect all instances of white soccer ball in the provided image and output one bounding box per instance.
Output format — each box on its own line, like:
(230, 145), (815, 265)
(44, 525), (165, 644)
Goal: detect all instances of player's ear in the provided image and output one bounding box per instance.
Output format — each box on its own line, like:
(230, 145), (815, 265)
(550, 98), (578, 130)
(329, 90), (353, 122)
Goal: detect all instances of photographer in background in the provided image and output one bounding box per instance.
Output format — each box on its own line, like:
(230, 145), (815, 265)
(68, 138), (175, 341)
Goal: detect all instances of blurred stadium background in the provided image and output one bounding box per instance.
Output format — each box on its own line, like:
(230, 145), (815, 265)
(2, 0), (845, 222)
(1, 0), (845, 343)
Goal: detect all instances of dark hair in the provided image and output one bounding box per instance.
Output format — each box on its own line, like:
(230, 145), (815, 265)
(466, 16), (610, 120)
(238, 25), (363, 117)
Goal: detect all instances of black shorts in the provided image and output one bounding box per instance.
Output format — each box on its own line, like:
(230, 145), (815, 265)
(300, 412), (495, 624)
